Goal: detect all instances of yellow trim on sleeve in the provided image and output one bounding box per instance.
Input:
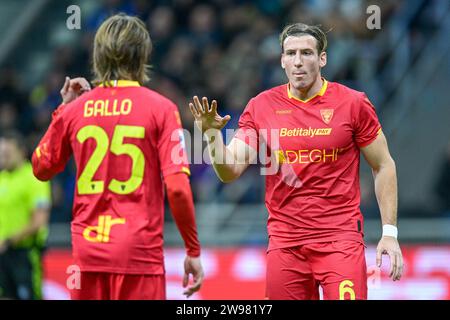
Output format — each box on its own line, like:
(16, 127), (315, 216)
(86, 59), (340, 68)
(181, 167), (191, 176)
(377, 128), (383, 135)
(287, 78), (328, 103)
(99, 80), (141, 87)
(36, 146), (41, 158)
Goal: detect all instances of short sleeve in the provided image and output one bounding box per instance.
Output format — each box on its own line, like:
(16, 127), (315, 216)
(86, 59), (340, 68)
(235, 98), (259, 151)
(353, 93), (382, 148)
(157, 102), (190, 177)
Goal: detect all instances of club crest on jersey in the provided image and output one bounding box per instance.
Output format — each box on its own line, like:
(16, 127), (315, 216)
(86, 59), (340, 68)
(320, 109), (334, 124)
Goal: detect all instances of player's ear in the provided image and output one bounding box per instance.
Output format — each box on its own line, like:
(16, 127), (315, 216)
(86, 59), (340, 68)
(281, 55), (285, 69)
(319, 51), (327, 68)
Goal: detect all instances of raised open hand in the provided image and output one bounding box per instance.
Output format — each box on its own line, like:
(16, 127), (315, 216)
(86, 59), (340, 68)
(189, 96), (231, 134)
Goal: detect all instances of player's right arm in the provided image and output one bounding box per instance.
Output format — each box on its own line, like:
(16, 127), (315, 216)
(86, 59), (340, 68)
(32, 77), (91, 181)
(189, 96), (257, 183)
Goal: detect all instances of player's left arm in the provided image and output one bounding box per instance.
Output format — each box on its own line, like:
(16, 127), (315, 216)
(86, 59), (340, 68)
(361, 131), (403, 281)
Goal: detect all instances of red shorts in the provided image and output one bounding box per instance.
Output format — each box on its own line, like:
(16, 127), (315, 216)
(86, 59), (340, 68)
(70, 272), (166, 300)
(266, 240), (367, 300)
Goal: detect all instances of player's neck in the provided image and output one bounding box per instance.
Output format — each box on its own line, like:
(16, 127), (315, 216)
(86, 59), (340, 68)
(290, 76), (324, 101)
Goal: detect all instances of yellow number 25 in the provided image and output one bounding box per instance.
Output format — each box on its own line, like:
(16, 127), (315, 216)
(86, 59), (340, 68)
(76, 125), (145, 195)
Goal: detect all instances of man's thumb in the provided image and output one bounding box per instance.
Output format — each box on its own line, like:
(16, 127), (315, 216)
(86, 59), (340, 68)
(62, 76), (70, 92)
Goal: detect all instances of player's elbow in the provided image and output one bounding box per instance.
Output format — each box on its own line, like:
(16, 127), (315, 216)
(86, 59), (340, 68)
(32, 168), (52, 181)
(166, 175), (192, 202)
(372, 156), (396, 176)
(383, 155), (396, 172)
(167, 185), (188, 201)
(167, 185), (193, 215)
(31, 157), (53, 181)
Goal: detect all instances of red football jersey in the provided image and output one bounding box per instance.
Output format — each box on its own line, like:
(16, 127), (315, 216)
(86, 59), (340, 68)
(33, 80), (190, 274)
(235, 79), (381, 251)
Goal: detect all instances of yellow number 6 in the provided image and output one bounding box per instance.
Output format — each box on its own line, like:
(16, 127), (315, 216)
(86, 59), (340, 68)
(339, 280), (356, 300)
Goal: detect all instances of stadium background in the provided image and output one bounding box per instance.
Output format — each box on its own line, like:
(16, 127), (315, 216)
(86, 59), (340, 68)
(0, 0), (449, 299)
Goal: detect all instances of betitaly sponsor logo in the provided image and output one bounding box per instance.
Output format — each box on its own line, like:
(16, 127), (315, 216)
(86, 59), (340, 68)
(279, 127), (332, 138)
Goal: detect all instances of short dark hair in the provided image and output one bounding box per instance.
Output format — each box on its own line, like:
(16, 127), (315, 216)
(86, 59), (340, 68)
(279, 23), (327, 53)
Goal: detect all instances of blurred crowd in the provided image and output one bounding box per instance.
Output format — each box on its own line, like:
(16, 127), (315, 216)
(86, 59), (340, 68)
(0, 0), (447, 221)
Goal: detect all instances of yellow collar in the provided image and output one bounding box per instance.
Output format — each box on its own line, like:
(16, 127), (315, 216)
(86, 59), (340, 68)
(287, 78), (328, 103)
(99, 80), (141, 87)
